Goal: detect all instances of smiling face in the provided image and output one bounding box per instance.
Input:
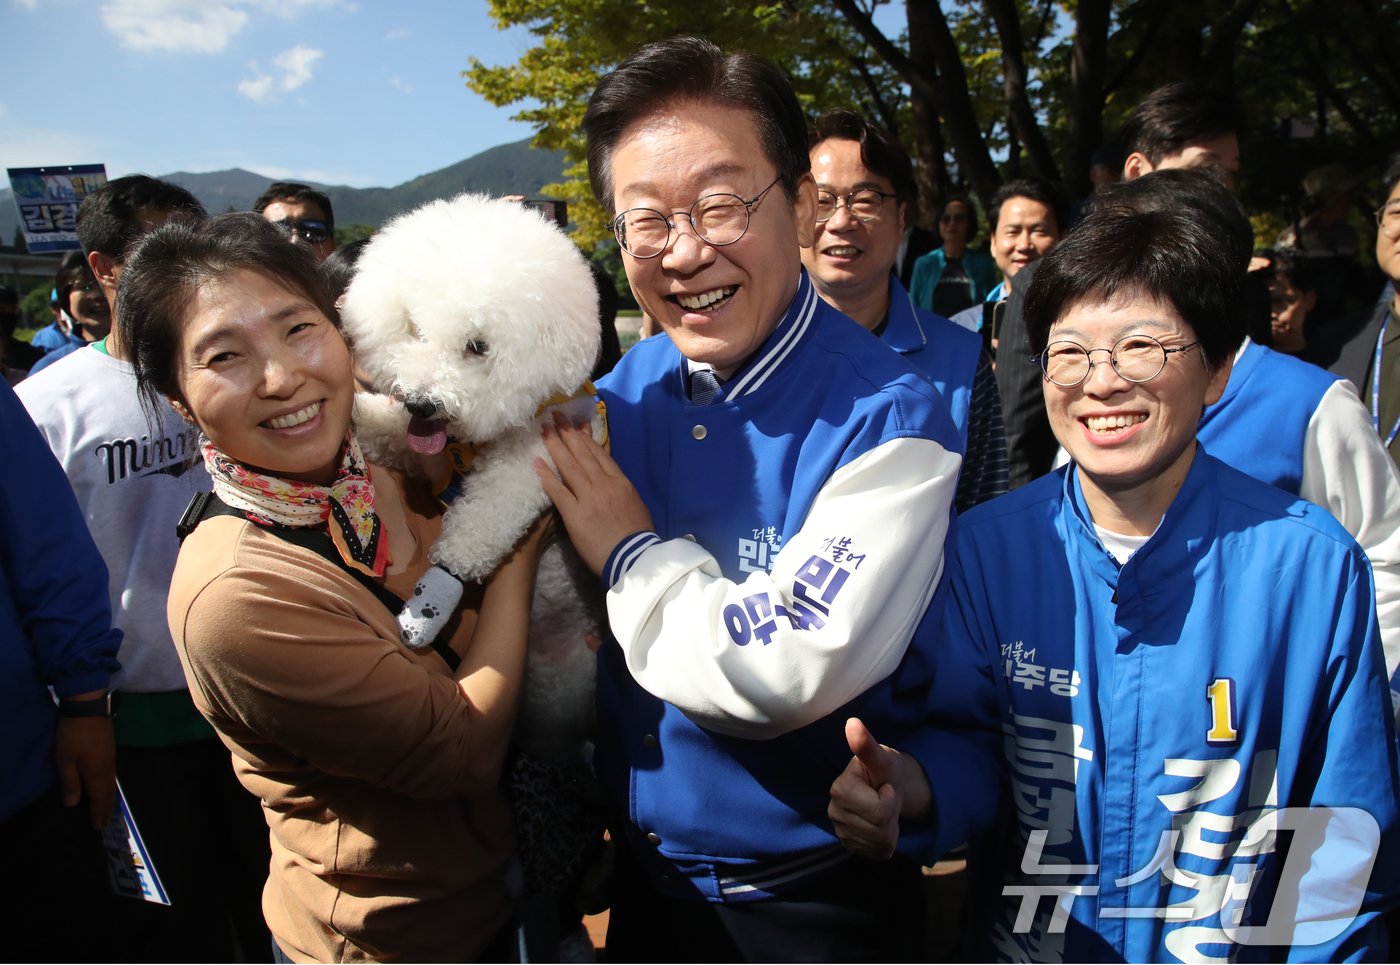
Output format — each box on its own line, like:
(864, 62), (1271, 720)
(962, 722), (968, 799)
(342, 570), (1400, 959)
(176, 268), (354, 484)
(65, 276), (112, 341)
(1044, 293), (1231, 532)
(802, 137), (905, 306)
(991, 195), (1059, 280)
(609, 99), (816, 373)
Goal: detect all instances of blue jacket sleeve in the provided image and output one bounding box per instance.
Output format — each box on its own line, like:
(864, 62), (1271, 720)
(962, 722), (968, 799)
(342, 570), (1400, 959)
(896, 539), (1004, 862)
(0, 380), (121, 697)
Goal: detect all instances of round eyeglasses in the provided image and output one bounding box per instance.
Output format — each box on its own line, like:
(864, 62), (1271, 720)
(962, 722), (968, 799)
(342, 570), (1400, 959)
(815, 189), (897, 224)
(1032, 334), (1202, 387)
(611, 175), (782, 259)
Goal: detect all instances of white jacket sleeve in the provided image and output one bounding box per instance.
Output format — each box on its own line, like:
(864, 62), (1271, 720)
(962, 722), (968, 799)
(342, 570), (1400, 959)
(603, 436), (960, 740)
(1301, 380), (1400, 712)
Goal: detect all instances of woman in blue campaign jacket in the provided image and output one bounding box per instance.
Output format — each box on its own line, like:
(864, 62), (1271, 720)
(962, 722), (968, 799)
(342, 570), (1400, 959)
(830, 206), (1400, 962)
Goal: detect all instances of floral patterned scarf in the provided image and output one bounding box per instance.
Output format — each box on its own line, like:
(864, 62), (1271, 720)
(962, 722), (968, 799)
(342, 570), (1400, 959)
(201, 434), (390, 577)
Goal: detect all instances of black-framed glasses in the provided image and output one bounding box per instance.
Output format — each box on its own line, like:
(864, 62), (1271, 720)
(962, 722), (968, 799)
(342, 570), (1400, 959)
(1031, 334), (1202, 387)
(815, 188), (897, 223)
(611, 175), (782, 259)
(271, 218), (331, 245)
(1378, 201), (1400, 240)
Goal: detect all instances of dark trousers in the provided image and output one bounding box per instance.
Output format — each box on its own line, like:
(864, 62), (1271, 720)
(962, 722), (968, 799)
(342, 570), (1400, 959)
(109, 740), (271, 963)
(5, 782), (114, 963)
(603, 839), (925, 963)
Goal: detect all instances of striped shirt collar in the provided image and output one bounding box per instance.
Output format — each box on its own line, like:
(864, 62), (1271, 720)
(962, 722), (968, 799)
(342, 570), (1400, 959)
(682, 270), (820, 403)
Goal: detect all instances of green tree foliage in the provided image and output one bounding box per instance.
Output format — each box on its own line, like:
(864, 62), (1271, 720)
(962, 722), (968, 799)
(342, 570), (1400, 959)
(590, 239), (637, 310)
(466, 0), (1400, 238)
(20, 283), (51, 322)
(334, 224), (376, 246)
(465, 1), (906, 244)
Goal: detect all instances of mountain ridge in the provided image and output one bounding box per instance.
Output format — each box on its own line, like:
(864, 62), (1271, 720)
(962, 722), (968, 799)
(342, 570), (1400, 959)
(2, 138), (567, 243)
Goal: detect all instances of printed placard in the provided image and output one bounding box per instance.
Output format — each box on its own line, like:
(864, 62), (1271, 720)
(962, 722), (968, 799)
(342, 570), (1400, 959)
(7, 164), (107, 253)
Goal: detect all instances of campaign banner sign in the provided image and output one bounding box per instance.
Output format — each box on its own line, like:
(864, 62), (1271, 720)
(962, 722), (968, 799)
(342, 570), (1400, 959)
(7, 164), (107, 253)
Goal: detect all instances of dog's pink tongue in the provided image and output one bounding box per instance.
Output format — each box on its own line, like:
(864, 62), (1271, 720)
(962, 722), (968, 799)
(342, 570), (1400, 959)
(407, 416), (448, 455)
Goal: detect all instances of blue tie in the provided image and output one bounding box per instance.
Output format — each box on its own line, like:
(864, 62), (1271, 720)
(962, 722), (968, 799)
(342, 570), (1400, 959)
(690, 368), (722, 405)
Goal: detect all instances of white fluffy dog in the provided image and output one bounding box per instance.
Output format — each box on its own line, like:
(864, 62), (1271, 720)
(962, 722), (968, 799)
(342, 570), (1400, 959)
(340, 193), (604, 760)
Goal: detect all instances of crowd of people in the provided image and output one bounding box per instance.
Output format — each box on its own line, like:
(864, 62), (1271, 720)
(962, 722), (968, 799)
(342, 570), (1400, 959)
(5, 31), (1400, 965)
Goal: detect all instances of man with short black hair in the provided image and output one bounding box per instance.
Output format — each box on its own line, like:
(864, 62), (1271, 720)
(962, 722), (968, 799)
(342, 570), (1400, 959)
(802, 107), (1007, 511)
(538, 36), (961, 960)
(958, 176), (1065, 333)
(986, 177), (1064, 295)
(1119, 81), (1243, 187)
(1318, 156), (1400, 469)
(254, 180), (337, 262)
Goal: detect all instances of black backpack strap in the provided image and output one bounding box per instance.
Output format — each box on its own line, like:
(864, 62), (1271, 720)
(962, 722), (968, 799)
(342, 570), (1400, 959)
(174, 491), (461, 671)
(177, 490), (240, 541)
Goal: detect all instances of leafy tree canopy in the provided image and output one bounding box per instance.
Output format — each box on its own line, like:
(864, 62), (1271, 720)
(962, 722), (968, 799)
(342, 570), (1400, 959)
(467, 0), (1400, 248)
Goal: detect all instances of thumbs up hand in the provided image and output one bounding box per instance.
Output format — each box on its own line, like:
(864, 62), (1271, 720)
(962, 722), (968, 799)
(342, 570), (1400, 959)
(827, 717), (931, 859)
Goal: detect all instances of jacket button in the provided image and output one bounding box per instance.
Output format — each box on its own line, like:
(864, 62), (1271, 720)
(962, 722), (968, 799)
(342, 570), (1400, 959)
(643, 733), (658, 749)
(646, 832), (662, 846)
(691, 424), (707, 440)
(682, 533), (696, 541)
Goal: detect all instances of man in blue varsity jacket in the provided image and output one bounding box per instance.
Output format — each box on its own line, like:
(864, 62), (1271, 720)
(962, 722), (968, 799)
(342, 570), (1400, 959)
(537, 36), (962, 962)
(830, 205), (1400, 962)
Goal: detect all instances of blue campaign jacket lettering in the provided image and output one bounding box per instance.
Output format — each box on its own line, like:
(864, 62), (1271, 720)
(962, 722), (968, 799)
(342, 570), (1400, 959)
(913, 452), (1400, 961)
(1198, 340), (1340, 494)
(596, 272), (960, 900)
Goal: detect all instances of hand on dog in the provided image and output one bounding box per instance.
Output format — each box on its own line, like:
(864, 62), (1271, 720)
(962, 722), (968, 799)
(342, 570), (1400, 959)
(535, 417), (654, 577)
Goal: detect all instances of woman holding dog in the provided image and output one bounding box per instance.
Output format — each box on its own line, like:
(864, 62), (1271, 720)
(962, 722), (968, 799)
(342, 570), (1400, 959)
(119, 211), (547, 963)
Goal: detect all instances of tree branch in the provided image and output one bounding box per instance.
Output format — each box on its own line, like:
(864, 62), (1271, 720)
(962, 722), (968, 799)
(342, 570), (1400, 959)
(1201, 0), (1263, 83)
(983, 0), (1061, 182)
(1302, 41), (1382, 151)
(830, 0), (937, 98)
(1105, 0), (1174, 96)
(1066, 0), (1111, 196)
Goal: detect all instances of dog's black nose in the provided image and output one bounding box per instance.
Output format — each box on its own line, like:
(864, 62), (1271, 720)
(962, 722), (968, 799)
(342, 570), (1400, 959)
(405, 396), (438, 419)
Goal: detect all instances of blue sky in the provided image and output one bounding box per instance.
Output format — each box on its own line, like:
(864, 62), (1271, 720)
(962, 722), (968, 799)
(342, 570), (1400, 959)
(1, 0), (543, 188)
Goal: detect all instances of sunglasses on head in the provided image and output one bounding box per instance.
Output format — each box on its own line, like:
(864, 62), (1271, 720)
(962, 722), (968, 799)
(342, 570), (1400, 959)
(271, 218), (331, 245)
